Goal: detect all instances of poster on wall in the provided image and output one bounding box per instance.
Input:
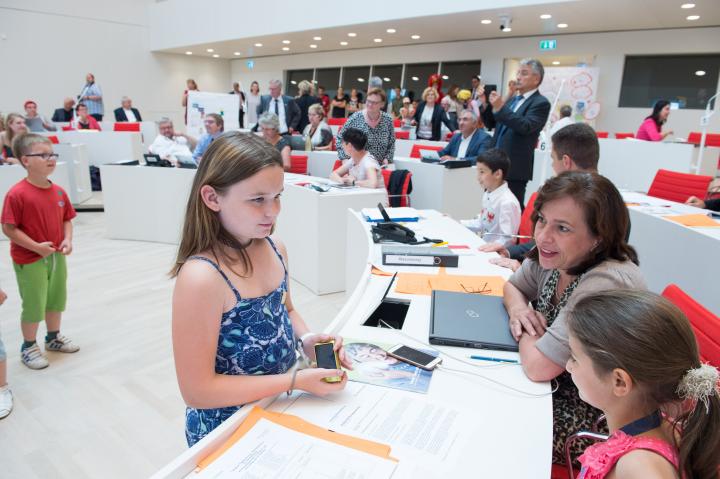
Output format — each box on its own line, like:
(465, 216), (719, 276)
(539, 67), (600, 126)
(187, 91), (240, 138)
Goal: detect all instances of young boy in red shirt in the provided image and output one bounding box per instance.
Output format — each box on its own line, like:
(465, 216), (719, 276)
(1, 133), (79, 370)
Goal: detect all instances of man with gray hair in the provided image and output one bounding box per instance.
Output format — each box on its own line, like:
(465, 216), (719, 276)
(254, 79), (300, 135)
(114, 96), (142, 122)
(438, 110), (492, 163)
(148, 118), (196, 165)
(488, 58), (550, 206)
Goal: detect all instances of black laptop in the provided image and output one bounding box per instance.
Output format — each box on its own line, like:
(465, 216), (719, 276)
(429, 290), (518, 351)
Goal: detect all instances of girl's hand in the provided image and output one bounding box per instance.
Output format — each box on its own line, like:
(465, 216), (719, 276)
(295, 368), (348, 396)
(302, 333), (353, 369)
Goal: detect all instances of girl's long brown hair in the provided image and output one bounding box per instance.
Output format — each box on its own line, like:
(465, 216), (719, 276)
(568, 290), (720, 479)
(170, 132), (283, 278)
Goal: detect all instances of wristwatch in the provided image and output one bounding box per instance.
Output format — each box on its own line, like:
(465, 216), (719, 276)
(298, 332), (315, 348)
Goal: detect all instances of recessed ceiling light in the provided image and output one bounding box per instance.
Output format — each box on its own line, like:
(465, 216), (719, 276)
(282, 47), (290, 51)
(206, 48), (214, 52)
(552, 61), (560, 65)
(185, 51), (193, 55)
(290, 80), (297, 85)
(411, 76), (419, 81)
(348, 32), (357, 37)
(503, 27), (513, 32)
(481, 19), (492, 24)
(340, 41), (348, 46)
(696, 70), (706, 76)
(212, 54), (219, 58)
(254, 43), (263, 47)
(383, 77), (391, 82)
(309, 44), (317, 49)
(442, 75), (449, 80)
(386, 28), (396, 33)
(411, 34), (420, 39)
(540, 14), (552, 19)
(681, 3), (695, 8)
(374, 38), (382, 43)
(686, 15), (700, 20)
(282, 40), (291, 44)
(358, 78), (365, 82)
(313, 36), (322, 41)
(557, 23), (568, 28)
(233, 52), (241, 56)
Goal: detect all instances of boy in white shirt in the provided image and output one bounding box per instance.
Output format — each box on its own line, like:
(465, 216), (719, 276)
(462, 148), (521, 247)
(329, 128), (384, 189)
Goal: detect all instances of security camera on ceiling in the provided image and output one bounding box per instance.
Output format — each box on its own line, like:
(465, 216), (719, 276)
(498, 14), (512, 31)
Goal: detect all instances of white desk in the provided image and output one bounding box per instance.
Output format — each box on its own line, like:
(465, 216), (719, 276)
(623, 191), (720, 315)
(53, 143), (92, 204)
(305, 150), (338, 178)
(100, 165), (195, 244)
(274, 176), (387, 295)
(99, 121), (159, 148)
(394, 139), (448, 158)
(45, 130), (144, 166)
(151, 209), (551, 479)
(393, 157), (483, 220)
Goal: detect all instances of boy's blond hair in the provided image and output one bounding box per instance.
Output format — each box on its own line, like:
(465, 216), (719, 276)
(12, 133), (52, 169)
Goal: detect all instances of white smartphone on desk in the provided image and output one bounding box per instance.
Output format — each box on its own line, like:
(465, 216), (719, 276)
(386, 344), (442, 370)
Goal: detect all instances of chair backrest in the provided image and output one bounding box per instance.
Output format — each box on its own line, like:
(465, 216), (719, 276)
(327, 117), (347, 126)
(662, 284), (720, 368)
(409, 143), (444, 159)
(332, 159), (343, 171)
(687, 131), (720, 147)
(395, 130), (410, 140)
(47, 135), (60, 144)
(615, 132), (635, 139)
(289, 154), (308, 174)
(445, 131), (455, 141)
(393, 118), (401, 128)
(381, 169), (413, 207)
(114, 122), (141, 132)
(518, 192), (538, 244)
(596, 131), (609, 139)
(647, 169), (713, 203)
(61, 125), (74, 131)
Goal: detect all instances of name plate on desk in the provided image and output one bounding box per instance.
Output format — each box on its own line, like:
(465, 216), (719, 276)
(382, 246), (458, 267)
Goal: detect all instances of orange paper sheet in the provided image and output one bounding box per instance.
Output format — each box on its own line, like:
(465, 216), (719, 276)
(196, 406), (396, 471)
(394, 267), (505, 296)
(663, 214), (720, 227)
(370, 265), (395, 276)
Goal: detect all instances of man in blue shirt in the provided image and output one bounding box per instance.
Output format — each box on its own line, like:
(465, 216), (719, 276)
(79, 73), (104, 121)
(192, 113), (224, 164)
(438, 110), (492, 164)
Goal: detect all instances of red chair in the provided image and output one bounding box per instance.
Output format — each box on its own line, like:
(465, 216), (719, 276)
(381, 169), (412, 207)
(62, 125), (74, 131)
(395, 130), (410, 140)
(595, 131), (609, 139)
(288, 154), (308, 175)
(409, 143), (444, 159)
(332, 159), (343, 171)
(687, 131), (720, 147)
(393, 118), (401, 128)
(662, 284), (720, 368)
(518, 192), (538, 244)
(48, 135), (60, 144)
(327, 118), (347, 127)
(647, 169), (713, 203)
(614, 132), (635, 139)
(445, 131), (455, 141)
(113, 122), (141, 132)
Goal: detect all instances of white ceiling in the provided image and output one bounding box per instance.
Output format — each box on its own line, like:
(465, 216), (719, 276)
(159, 0), (720, 59)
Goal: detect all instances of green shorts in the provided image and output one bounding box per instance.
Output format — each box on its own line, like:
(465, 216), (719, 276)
(13, 253), (68, 323)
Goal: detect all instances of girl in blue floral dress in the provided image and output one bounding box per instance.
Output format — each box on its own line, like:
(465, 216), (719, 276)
(170, 132), (351, 447)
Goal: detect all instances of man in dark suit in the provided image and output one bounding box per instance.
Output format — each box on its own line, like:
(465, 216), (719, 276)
(438, 110), (492, 163)
(52, 97), (75, 122)
(113, 96), (142, 122)
(254, 79), (300, 135)
(489, 59), (551, 206)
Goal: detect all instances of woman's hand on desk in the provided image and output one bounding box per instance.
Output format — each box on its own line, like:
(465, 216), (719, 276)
(489, 257), (521, 272)
(301, 333), (354, 370)
(686, 196), (706, 208)
(296, 368), (348, 396)
(478, 243), (509, 257)
(508, 306), (547, 341)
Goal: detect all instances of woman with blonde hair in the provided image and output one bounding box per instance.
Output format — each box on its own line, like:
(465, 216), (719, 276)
(303, 104), (332, 151)
(412, 87), (453, 141)
(182, 79), (199, 125)
(0, 113), (28, 164)
(171, 132), (351, 446)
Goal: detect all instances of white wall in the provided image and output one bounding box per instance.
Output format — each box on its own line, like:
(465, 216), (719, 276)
(0, 1), (231, 131)
(231, 27), (720, 138)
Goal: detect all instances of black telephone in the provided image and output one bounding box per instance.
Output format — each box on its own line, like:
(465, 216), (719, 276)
(371, 203), (438, 244)
(144, 154), (173, 168)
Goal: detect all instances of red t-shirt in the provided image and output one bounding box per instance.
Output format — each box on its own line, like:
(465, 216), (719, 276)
(1, 179), (77, 264)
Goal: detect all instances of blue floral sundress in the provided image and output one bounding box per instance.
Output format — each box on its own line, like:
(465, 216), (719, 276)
(183, 238), (297, 446)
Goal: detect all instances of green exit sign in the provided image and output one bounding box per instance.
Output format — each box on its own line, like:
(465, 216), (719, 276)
(539, 39), (557, 51)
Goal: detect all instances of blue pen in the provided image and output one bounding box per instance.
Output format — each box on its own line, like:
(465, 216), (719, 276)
(470, 355), (519, 364)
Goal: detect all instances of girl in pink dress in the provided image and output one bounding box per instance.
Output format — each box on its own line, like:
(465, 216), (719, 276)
(566, 290), (720, 479)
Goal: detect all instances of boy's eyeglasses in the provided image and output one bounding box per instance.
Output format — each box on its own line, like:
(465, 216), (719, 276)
(25, 153), (59, 160)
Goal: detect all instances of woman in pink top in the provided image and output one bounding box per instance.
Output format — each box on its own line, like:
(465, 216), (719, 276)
(566, 290), (720, 479)
(636, 100), (673, 141)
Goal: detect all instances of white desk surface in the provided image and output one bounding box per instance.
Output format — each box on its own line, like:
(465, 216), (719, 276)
(622, 191), (720, 315)
(151, 209), (552, 479)
(44, 130), (144, 166)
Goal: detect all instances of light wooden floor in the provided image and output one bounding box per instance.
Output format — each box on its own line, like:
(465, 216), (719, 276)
(0, 212), (346, 478)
